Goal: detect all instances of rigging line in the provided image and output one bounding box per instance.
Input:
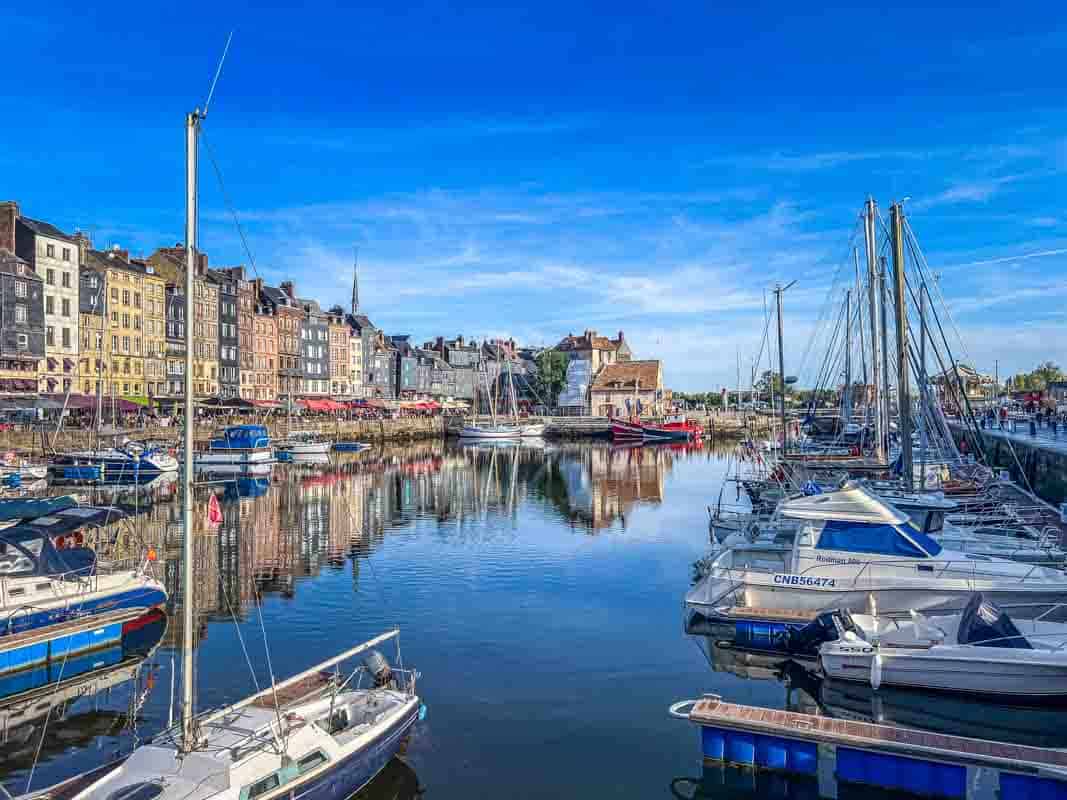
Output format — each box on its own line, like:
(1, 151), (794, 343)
(904, 218), (974, 366)
(795, 218), (863, 380)
(200, 130), (263, 283)
(216, 535), (262, 695)
(253, 571), (287, 750)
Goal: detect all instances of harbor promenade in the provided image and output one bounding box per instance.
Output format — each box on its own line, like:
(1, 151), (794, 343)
(950, 417), (1067, 505)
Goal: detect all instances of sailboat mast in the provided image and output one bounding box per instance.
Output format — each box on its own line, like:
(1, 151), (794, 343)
(775, 284), (788, 452)
(919, 282), (928, 489)
(863, 198), (883, 463)
(878, 256), (891, 462)
(890, 202), (913, 490)
(182, 109), (199, 750)
(843, 289), (851, 427)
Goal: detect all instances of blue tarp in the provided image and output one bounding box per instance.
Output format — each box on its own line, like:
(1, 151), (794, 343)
(816, 520), (941, 557)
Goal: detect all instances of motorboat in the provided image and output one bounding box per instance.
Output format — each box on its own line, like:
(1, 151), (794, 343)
(686, 482), (1067, 619)
(50, 440), (178, 478)
(816, 594), (1067, 699)
(276, 430), (333, 455)
(0, 517), (166, 641)
(518, 422), (546, 438)
(195, 424), (274, 467)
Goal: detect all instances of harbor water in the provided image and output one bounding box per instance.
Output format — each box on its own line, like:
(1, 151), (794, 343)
(3, 440), (1065, 799)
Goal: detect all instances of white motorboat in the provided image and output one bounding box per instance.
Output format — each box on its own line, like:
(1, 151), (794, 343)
(519, 423), (546, 438)
(687, 482), (1067, 619)
(276, 430), (333, 455)
(818, 594), (1067, 698)
(195, 424), (273, 467)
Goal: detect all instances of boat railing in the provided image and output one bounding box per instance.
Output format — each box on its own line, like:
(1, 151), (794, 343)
(712, 554), (1056, 589)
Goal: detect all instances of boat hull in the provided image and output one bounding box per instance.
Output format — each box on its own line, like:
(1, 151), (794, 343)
(290, 702), (419, 800)
(821, 645), (1067, 698)
(686, 571), (1067, 620)
(278, 441), (332, 455)
(519, 423), (546, 437)
(459, 425), (521, 440)
(195, 448), (273, 465)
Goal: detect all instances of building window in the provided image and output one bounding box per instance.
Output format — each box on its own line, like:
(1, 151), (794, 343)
(14, 306), (26, 324)
(134, 292), (141, 308)
(123, 290), (130, 306)
(61, 298), (70, 317)
(14, 281), (26, 298)
(111, 288), (118, 301)
(46, 269), (55, 285)
(45, 296), (54, 314)
(62, 328), (71, 348)
(17, 334), (27, 350)
(123, 336), (130, 353)
(46, 326), (54, 347)
(62, 271), (71, 288)
(46, 244), (55, 258)
(62, 248), (71, 262)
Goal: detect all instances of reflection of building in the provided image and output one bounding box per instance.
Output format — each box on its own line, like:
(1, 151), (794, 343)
(551, 443), (669, 530)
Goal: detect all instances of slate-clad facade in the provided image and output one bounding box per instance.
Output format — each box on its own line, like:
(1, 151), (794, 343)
(0, 250), (45, 391)
(299, 297), (329, 396)
(208, 268), (240, 399)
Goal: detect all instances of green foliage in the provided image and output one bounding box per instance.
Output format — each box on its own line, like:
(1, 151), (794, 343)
(1008, 362), (1064, 392)
(532, 350), (570, 408)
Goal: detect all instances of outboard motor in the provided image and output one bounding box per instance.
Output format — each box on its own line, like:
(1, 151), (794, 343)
(781, 609), (859, 655)
(957, 593), (1031, 649)
(363, 650), (396, 688)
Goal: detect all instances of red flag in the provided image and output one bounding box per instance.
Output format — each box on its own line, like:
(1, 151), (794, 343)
(207, 493), (223, 526)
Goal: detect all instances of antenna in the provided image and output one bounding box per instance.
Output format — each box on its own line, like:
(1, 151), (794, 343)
(203, 30), (234, 118)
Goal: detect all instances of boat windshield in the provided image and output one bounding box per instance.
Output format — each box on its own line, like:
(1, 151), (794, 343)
(815, 520), (942, 558)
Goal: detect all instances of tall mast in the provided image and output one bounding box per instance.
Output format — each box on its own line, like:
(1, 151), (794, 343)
(843, 289), (852, 428)
(890, 202), (912, 490)
(878, 255), (891, 463)
(182, 109), (200, 750)
(919, 282), (928, 489)
(774, 282), (795, 452)
(863, 198), (883, 463)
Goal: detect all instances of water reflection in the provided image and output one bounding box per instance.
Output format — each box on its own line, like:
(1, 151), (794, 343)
(78, 440), (706, 641)
(8, 438), (727, 797)
(0, 611), (166, 776)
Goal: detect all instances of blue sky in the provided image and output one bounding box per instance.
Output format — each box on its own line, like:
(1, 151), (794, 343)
(5, 2), (1066, 390)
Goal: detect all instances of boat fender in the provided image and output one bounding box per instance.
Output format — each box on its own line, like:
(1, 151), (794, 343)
(870, 652), (883, 690)
(419, 703), (428, 721)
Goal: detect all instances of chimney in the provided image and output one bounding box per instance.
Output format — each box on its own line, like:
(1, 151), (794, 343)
(0, 201), (19, 254)
(617, 330), (624, 342)
(457, 334), (464, 347)
(280, 280), (296, 299)
(107, 244), (130, 263)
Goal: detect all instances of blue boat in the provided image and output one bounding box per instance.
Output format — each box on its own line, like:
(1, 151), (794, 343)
(0, 608), (166, 698)
(0, 522), (166, 641)
(333, 441), (370, 452)
(196, 424), (273, 467)
(671, 694), (1067, 799)
(50, 441), (178, 480)
(0, 495), (78, 523)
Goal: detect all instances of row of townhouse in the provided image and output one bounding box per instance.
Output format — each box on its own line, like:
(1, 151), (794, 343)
(0, 200), (558, 408)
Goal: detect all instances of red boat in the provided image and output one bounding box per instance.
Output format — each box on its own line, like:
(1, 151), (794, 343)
(610, 416), (702, 442)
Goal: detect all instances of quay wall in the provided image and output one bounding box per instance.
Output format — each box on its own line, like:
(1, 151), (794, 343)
(4, 410), (771, 454)
(0, 417), (445, 454)
(950, 422), (1067, 506)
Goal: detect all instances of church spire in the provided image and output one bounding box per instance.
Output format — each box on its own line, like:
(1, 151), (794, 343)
(350, 246), (360, 316)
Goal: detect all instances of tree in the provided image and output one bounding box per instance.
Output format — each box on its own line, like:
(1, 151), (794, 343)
(755, 370), (784, 396)
(530, 350), (570, 409)
(1031, 361), (1064, 390)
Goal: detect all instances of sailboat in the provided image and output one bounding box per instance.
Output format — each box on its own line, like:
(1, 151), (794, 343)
(459, 358), (520, 440)
(15, 93), (423, 800)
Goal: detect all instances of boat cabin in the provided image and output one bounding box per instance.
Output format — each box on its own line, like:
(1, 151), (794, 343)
(209, 425), (271, 451)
